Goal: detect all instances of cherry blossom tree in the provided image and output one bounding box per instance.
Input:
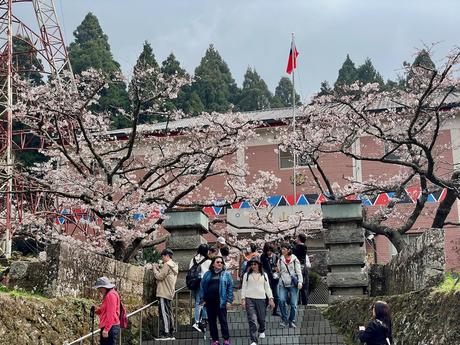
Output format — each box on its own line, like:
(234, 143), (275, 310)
(11, 65), (283, 262)
(280, 47), (460, 251)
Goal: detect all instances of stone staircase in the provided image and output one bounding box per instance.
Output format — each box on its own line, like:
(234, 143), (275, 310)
(144, 306), (345, 345)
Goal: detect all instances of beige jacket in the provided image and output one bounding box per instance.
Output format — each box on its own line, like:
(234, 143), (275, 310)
(153, 259), (179, 300)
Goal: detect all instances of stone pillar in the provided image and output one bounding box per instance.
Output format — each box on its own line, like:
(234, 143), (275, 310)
(322, 200), (368, 303)
(163, 208), (209, 288)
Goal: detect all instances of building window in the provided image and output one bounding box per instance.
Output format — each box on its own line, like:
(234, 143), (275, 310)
(383, 142), (400, 160)
(279, 148), (315, 169)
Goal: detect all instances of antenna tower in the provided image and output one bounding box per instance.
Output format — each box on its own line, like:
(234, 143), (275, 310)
(0, 0), (72, 257)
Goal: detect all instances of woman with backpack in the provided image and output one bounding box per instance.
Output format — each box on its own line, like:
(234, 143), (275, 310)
(276, 243), (303, 328)
(358, 301), (393, 345)
(241, 257), (275, 345)
(199, 256), (234, 345)
(92, 277), (121, 345)
(188, 244), (211, 332)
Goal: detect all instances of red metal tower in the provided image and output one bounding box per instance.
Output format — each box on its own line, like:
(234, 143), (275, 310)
(0, 0), (72, 257)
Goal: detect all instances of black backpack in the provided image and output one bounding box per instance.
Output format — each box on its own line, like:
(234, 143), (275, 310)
(186, 257), (207, 290)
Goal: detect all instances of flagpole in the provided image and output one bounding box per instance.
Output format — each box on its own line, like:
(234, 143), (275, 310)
(291, 33), (297, 205)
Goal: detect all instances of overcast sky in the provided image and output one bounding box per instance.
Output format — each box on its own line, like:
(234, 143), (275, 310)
(18, 0), (460, 100)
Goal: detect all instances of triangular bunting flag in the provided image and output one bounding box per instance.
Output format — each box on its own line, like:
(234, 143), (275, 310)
(316, 194), (327, 204)
(297, 194), (309, 205)
(267, 195), (282, 206)
(374, 193), (390, 206)
(240, 201), (251, 208)
(203, 207), (215, 216)
(305, 194), (319, 204)
(285, 194), (295, 206)
(278, 196), (289, 206)
(231, 202), (242, 209)
(406, 186), (421, 202)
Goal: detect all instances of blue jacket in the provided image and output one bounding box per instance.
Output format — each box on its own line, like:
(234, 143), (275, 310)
(199, 269), (234, 308)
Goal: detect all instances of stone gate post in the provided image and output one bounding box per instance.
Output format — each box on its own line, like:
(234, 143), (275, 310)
(163, 208), (209, 288)
(322, 200), (368, 302)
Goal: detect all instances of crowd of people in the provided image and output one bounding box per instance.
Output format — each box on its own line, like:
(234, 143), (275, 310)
(186, 234), (312, 345)
(90, 234), (393, 345)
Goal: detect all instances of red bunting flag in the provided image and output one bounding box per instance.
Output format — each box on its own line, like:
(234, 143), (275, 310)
(286, 38), (299, 74)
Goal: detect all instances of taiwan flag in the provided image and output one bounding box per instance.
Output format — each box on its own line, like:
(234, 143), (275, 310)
(286, 37), (299, 74)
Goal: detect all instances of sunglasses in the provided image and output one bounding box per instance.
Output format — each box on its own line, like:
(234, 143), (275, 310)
(215, 261), (223, 264)
(250, 263), (258, 266)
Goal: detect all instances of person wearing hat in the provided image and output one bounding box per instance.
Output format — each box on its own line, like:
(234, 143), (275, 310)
(152, 248), (179, 340)
(216, 236), (230, 258)
(92, 277), (120, 345)
(241, 257), (275, 345)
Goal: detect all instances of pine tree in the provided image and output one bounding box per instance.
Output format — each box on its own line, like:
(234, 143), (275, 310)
(317, 80), (333, 96)
(183, 91), (205, 115)
(406, 49), (436, 89)
(161, 53), (191, 114)
(130, 41), (160, 123)
(357, 58), (384, 86)
(412, 49), (435, 70)
(191, 44), (238, 113)
(68, 12), (130, 128)
(161, 53), (187, 78)
(236, 67), (272, 112)
(11, 36), (46, 166)
(13, 36), (43, 86)
(334, 54), (358, 91)
(272, 77), (301, 107)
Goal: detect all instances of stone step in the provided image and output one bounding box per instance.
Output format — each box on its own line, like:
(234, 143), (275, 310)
(225, 309), (323, 318)
(143, 334), (345, 345)
(174, 325), (339, 339)
(176, 320), (331, 332)
(224, 314), (327, 323)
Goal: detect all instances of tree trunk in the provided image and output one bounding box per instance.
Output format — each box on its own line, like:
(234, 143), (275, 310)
(387, 229), (406, 253)
(431, 178), (459, 228)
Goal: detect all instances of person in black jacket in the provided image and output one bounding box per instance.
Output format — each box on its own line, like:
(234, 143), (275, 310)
(260, 243), (280, 316)
(292, 234), (310, 305)
(358, 301), (393, 345)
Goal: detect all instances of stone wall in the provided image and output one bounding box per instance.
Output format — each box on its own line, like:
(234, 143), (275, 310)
(9, 242), (155, 304)
(323, 289), (460, 345)
(370, 228), (446, 296)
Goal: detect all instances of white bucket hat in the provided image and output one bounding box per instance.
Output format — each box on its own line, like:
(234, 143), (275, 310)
(217, 236), (226, 245)
(92, 276), (115, 289)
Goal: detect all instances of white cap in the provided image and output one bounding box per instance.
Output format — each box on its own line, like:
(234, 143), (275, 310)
(217, 236), (226, 245)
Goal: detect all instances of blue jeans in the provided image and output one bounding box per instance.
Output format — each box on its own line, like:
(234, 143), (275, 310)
(278, 284), (298, 323)
(100, 325), (120, 345)
(192, 288), (207, 322)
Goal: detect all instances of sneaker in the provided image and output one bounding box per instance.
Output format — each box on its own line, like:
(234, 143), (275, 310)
(289, 322), (296, 328)
(250, 342), (258, 345)
(224, 340), (231, 345)
(154, 334), (170, 341)
(211, 341), (220, 345)
(259, 332), (266, 339)
(193, 322), (203, 332)
(280, 321), (288, 328)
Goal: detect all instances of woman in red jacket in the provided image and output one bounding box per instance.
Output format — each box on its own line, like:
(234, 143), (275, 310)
(92, 277), (121, 345)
